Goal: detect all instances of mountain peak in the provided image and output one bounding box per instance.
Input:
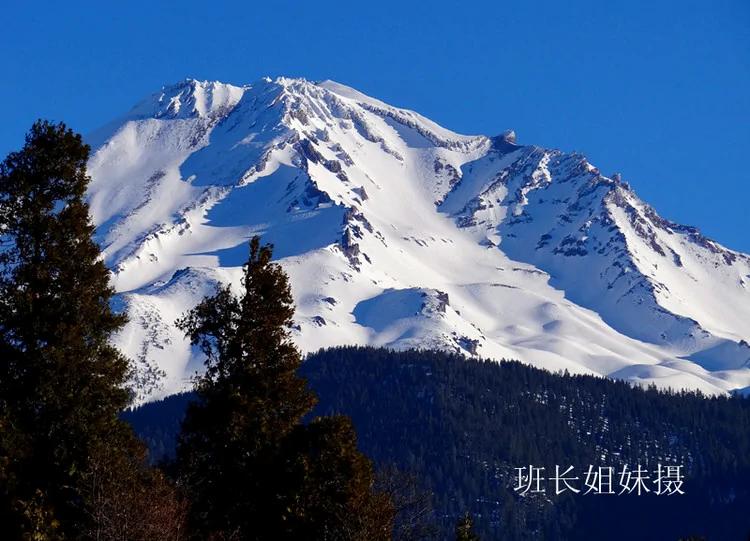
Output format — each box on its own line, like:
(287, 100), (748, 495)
(128, 78), (246, 120)
(86, 76), (750, 400)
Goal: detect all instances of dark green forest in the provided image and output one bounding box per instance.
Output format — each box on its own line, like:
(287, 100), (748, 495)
(127, 346), (750, 540)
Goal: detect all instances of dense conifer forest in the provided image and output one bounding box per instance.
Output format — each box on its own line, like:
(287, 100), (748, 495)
(127, 346), (750, 540)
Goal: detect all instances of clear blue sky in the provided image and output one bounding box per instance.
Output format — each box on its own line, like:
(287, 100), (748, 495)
(2, 0), (748, 251)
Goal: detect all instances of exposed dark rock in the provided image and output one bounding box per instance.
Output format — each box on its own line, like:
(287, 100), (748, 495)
(352, 186), (368, 201)
(536, 233), (553, 249)
(435, 291), (449, 313)
(343, 208), (374, 233)
(457, 336), (480, 355)
(323, 159), (342, 173)
(340, 228), (363, 269)
(289, 107), (309, 125)
(297, 138), (323, 164)
(330, 143), (354, 166)
(490, 130), (519, 153)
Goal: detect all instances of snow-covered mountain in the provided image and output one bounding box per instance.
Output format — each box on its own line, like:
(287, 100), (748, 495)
(86, 77), (750, 400)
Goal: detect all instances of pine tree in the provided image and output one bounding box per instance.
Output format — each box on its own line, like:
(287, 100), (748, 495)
(0, 121), (184, 539)
(176, 237), (393, 539)
(455, 513), (480, 541)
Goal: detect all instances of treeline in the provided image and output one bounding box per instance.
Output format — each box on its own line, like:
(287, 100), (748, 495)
(129, 347), (750, 540)
(0, 122), (397, 540)
(302, 347), (750, 540)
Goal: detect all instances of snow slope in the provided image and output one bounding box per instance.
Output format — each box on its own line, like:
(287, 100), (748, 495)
(86, 77), (750, 400)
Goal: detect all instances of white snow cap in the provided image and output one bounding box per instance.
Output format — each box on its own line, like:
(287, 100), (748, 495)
(85, 76), (750, 402)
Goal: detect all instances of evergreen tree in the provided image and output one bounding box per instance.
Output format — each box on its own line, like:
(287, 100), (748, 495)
(454, 513), (479, 541)
(0, 121), (184, 539)
(175, 237), (393, 539)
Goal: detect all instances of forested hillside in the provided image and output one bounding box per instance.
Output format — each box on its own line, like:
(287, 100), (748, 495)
(126, 347), (750, 540)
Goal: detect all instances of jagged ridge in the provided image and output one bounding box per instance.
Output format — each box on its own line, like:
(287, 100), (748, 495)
(85, 77), (750, 401)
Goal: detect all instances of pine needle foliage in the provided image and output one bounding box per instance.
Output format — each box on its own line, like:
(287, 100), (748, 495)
(176, 237), (393, 540)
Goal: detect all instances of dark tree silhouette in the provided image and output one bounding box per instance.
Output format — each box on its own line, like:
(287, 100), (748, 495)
(175, 237), (392, 539)
(0, 121), (184, 539)
(455, 513), (480, 541)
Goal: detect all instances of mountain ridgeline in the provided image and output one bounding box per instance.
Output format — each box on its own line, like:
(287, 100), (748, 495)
(126, 347), (750, 540)
(87, 77), (750, 400)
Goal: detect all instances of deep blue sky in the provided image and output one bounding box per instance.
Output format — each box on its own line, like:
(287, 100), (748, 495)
(2, 0), (748, 251)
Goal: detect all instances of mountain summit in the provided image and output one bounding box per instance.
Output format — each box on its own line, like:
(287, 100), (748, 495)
(86, 77), (750, 399)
